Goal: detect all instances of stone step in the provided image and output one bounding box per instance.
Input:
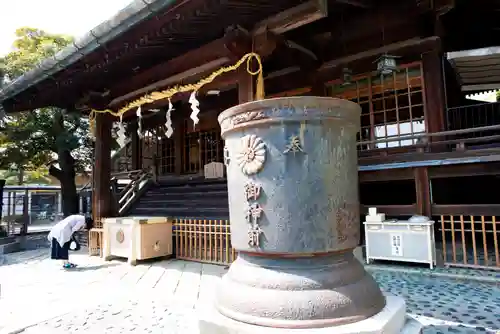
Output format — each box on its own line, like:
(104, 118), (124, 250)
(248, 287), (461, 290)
(136, 198), (229, 207)
(126, 178), (230, 219)
(129, 207), (229, 219)
(0, 241), (21, 254)
(147, 184), (228, 194)
(0, 236), (16, 245)
(143, 189), (228, 198)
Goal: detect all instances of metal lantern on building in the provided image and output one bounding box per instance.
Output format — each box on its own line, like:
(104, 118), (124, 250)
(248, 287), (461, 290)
(342, 67), (353, 85)
(375, 54), (399, 75)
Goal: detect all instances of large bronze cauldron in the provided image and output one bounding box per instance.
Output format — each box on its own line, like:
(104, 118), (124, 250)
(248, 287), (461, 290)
(216, 97), (385, 328)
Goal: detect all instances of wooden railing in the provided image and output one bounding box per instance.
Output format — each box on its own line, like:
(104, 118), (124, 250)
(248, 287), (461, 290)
(357, 123), (500, 159)
(446, 101), (500, 132)
(433, 204), (500, 270)
(88, 217), (104, 257)
(115, 169), (153, 215)
(174, 218), (236, 265)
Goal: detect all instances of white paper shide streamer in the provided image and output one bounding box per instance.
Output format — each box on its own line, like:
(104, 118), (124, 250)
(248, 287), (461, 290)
(116, 115), (127, 148)
(136, 106), (143, 138)
(189, 91), (200, 127)
(165, 99), (174, 138)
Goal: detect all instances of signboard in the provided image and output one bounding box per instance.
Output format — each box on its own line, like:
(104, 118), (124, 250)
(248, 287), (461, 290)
(390, 233), (403, 257)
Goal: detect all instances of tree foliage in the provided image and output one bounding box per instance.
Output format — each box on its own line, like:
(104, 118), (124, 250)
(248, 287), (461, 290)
(0, 27), (92, 215)
(0, 27), (72, 81)
(0, 169), (52, 185)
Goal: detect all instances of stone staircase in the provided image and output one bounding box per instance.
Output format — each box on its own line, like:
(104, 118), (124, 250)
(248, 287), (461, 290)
(0, 236), (21, 254)
(126, 178), (229, 219)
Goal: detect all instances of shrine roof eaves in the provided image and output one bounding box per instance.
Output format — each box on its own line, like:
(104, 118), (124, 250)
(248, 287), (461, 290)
(0, 0), (177, 111)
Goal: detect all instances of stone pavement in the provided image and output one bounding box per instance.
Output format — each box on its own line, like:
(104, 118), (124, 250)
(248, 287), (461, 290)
(0, 249), (499, 334)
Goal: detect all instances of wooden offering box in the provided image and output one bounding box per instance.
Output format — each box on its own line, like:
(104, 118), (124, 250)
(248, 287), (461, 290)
(102, 216), (173, 265)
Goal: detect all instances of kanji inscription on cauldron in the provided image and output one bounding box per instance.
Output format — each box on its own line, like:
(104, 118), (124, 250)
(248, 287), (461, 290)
(283, 135), (304, 154)
(248, 225), (263, 247)
(245, 203), (263, 225)
(244, 196), (264, 247)
(223, 146), (230, 166)
(244, 181), (261, 201)
(336, 202), (359, 243)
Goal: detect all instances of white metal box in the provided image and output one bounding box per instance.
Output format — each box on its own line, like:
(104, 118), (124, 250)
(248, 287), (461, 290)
(364, 218), (436, 269)
(102, 216), (173, 265)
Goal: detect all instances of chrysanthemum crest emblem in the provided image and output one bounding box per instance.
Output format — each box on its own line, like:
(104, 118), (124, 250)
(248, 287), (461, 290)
(236, 134), (266, 175)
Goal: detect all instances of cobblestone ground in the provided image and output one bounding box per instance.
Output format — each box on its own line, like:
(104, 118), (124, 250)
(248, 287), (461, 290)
(0, 249), (499, 334)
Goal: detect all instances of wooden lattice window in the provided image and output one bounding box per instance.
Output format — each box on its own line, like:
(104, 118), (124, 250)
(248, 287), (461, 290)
(328, 62), (426, 150)
(159, 137), (175, 174)
(182, 120), (224, 174)
(141, 135), (158, 171)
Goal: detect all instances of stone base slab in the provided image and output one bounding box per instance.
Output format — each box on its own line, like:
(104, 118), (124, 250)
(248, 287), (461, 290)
(199, 295), (423, 334)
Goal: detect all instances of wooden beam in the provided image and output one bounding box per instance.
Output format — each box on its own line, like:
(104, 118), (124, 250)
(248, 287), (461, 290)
(429, 162), (500, 179)
(414, 167), (431, 217)
(320, 36), (440, 71)
(223, 25), (252, 59)
(417, 0), (455, 15)
(106, 1), (329, 111)
(193, 36), (440, 100)
(360, 168), (414, 182)
(300, 0), (427, 48)
(334, 0), (372, 8)
(109, 57), (230, 107)
(253, 0), (328, 35)
(109, 38), (232, 101)
(432, 204), (500, 216)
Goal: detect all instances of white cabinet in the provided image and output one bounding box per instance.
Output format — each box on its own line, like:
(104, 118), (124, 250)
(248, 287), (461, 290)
(364, 211), (436, 269)
(102, 216), (173, 265)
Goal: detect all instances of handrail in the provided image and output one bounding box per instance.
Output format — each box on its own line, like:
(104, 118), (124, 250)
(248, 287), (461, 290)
(118, 172), (149, 206)
(446, 100), (500, 111)
(357, 124), (500, 147)
(111, 169), (143, 179)
(117, 169), (152, 215)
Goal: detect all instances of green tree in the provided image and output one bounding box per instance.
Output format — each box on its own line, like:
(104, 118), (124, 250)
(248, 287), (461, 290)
(0, 27), (91, 215)
(0, 169), (52, 185)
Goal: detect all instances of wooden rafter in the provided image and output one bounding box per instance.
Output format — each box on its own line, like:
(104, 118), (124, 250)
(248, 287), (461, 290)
(252, 0), (328, 35)
(104, 2), (328, 110)
(333, 0), (372, 8)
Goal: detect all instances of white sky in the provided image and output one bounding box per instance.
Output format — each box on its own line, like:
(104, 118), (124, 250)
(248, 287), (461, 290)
(0, 0), (133, 56)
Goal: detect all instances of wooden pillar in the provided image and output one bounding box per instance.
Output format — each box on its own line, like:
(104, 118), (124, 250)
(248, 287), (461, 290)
(309, 74), (325, 97)
(93, 113), (113, 220)
(130, 122), (141, 170)
(414, 167), (431, 217)
(238, 66), (255, 104)
(173, 103), (185, 175)
(422, 50), (446, 135)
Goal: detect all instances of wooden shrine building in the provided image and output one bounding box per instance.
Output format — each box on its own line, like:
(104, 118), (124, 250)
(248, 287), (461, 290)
(1, 0), (500, 270)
